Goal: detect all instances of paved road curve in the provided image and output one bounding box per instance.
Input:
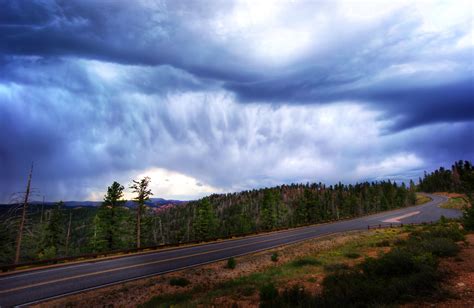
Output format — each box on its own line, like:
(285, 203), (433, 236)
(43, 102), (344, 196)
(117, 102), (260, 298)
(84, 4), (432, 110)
(0, 194), (461, 307)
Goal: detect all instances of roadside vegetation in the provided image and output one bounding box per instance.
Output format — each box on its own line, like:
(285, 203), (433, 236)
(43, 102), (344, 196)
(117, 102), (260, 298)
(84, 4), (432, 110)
(440, 196), (470, 210)
(141, 221), (465, 307)
(415, 193), (431, 205)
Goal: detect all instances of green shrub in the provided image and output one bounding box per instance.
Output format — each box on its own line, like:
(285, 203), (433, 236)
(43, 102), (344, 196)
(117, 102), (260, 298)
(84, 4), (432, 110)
(323, 263), (350, 272)
(375, 239), (391, 247)
(271, 252), (279, 262)
(280, 285), (313, 307)
(344, 252), (361, 259)
(290, 256), (321, 267)
(393, 238), (406, 246)
(240, 286), (255, 296)
(259, 284), (313, 308)
(227, 257), (237, 269)
(419, 237), (460, 257)
(361, 249), (435, 278)
(169, 277), (190, 287)
(259, 283), (279, 307)
(418, 223), (465, 242)
(463, 204), (474, 231)
(316, 248), (441, 306)
(317, 269), (378, 306)
(315, 223), (463, 306)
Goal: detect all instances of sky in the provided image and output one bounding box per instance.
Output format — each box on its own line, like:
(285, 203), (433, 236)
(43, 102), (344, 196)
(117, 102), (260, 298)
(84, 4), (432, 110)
(0, 0), (473, 202)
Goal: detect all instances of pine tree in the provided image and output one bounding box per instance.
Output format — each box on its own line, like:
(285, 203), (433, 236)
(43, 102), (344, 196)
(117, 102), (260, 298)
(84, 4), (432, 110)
(130, 177), (153, 248)
(95, 181), (128, 251)
(39, 201), (65, 259)
(194, 198), (217, 240)
(261, 190), (278, 230)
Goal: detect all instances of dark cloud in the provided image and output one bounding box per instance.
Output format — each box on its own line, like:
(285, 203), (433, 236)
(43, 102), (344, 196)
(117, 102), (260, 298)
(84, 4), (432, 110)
(0, 0), (473, 202)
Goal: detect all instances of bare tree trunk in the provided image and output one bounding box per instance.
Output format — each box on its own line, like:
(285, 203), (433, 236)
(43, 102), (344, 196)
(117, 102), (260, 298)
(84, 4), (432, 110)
(186, 218), (190, 242)
(136, 204), (141, 248)
(40, 196), (44, 224)
(65, 210), (72, 255)
(15, 163), (33, 264)
(152, 216), (158, 245)
(158, 216), (164, 245)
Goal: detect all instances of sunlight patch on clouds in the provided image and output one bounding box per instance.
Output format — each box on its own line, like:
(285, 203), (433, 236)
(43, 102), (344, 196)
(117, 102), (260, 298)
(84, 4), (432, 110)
(128, 167), (222, 200)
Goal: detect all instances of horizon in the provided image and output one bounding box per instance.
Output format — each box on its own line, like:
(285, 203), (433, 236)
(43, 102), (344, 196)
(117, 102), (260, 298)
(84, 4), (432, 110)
(1, 0), (473, 203)
(3, 162), (462, 203)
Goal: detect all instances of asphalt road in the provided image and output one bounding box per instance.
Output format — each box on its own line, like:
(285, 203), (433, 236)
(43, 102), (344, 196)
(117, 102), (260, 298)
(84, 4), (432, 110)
(0, 193), (461, 307)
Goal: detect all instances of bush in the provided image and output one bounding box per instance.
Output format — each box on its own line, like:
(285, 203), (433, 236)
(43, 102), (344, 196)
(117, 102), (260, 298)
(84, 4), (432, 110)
(259, 283), (279, 307)
(361, 249), (418, 277)
(375, 239), (391, 247)
(317, 269), (378, 306)
(419, 237), (460, 257)
(260, 284), (313, 308)
(323, 263), (350, 272)
(280, 285), (313, 307)
(290, 256), (321, 267)
(271, 252), (279, 262)
(418, 223), (465, 242)
(227, 257), (237, 269)
(169, 277), (190, 287)
(463, 204), (474, 231)
(316, 248), (441, 306)
(344, 252), (361, 259)
(240, 286), (255, 296)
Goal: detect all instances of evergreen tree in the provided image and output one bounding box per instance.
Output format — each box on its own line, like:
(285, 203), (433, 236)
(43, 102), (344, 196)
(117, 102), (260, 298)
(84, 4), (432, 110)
(261, 190), (278, 230)
(38, 201), (65, 259)
(194, 197), (217, 240)
(95, 181), (128, 251)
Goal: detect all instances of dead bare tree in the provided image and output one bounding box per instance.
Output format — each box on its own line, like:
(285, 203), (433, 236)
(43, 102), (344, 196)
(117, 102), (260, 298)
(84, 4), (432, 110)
(14, 163), (33, 264)
(65, 210), (73, 255)
(40, 196), (45, 224)
(130, 177), (153, 248)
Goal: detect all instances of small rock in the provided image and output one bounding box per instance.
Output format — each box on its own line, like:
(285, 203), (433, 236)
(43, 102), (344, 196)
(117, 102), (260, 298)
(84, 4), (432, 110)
(457, 282), (465, 287)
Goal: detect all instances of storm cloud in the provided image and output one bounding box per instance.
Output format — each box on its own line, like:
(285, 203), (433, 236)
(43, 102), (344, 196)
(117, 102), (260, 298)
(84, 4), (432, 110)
(0, 0), (473, 202)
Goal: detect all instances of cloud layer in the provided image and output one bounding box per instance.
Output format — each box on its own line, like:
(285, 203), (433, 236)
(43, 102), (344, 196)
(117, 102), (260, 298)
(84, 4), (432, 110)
(1, 0), (473, 202)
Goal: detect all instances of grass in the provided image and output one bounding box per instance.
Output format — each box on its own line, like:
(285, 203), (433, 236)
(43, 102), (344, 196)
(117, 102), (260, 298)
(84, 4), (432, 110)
(440, 197), (469, 210)
(290, 256), (321, 267)
(261, 222), (464, 307)
(141, 222), (465, 307)
(416, 193), (432, 205)
(142, 229), (405, 307)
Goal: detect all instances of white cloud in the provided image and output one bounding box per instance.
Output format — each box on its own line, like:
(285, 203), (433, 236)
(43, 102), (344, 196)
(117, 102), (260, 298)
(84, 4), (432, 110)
(127, 167), (222, 200)
(355, 153), (424, 180)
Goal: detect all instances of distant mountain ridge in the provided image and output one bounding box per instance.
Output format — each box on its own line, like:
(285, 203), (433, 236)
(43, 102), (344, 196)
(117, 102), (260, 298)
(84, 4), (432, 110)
(9, 198), (187, 208)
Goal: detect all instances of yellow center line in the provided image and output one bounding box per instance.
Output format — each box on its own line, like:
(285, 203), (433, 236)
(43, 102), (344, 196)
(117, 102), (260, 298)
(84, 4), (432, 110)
(1, 228), (324, 294)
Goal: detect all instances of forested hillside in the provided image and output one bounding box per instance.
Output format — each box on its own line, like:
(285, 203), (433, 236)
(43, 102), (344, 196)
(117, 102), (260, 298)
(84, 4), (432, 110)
(14, 158), (474, 265)
(158, 181), (417, 244)
(0, 179), (417, 265)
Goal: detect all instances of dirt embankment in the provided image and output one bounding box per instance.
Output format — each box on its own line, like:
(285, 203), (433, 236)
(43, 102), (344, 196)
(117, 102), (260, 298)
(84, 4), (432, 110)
(435, 233), (474, 307)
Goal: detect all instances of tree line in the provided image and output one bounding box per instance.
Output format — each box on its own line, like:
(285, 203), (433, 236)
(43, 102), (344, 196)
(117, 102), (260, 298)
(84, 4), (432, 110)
(418, 160), (474, 197)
